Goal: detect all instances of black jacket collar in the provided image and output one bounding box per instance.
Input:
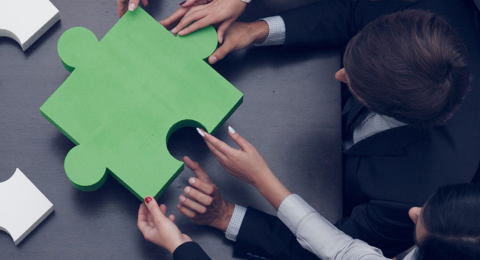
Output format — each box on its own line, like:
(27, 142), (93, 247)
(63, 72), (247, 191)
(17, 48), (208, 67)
(344, 125), (428, 156)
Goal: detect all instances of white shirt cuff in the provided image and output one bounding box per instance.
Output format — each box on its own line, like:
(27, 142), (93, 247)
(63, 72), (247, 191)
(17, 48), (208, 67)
(256, 16), (286, 46)
(277, 194), (317, 234)
(225, 205), (247, 242)
(277, 194), (385, 260)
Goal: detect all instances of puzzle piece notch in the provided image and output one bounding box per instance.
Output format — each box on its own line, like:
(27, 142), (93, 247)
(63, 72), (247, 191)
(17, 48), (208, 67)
(58, 8), (218, 74)
(41, 7), (243, 201)
(0, 0), (59, 51)
(0, 169), (54, 245)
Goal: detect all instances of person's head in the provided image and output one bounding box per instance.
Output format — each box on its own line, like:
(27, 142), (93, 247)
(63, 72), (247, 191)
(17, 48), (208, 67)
(408, 183), (480, 260)
(338, 9), (471, 128)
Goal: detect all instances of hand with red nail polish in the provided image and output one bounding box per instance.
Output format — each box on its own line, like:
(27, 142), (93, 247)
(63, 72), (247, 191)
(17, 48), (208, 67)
(159, 0), (246, 44)
(137, 196), (192, 253)
(117, 0), (149, 18)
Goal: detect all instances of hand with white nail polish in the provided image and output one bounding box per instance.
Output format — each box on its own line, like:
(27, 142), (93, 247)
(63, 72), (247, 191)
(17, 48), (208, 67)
(178, 156), (234, 231)
(196, 126), (291, 210)
(117, 0), (148, 18)
(197, 126), (272, 187)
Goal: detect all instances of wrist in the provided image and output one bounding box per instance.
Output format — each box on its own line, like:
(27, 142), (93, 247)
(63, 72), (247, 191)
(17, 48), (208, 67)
(167, 237), (192, 254)
(256, 174), (291, 210)
(251, 21), (269, 45)
(211, 201), (234, 231)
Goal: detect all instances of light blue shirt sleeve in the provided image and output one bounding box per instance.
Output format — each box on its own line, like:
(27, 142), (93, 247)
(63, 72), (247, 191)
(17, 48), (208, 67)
(256, 16), (286, 46)
(277, 194), (393, 260)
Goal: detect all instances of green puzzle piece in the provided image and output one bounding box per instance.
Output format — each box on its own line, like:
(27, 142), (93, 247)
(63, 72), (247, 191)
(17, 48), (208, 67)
(40, 8), (243, 201)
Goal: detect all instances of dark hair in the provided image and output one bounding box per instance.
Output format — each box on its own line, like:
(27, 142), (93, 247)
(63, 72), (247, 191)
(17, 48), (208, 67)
(344, 10), (471, 128)
(416, 183), (480, 260)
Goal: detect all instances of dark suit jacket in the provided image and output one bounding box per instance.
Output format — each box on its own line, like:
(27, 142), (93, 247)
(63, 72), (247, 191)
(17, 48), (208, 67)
(173, 0), (480, 259)
(173, 242), (211, 260)
(231, 0), (480, 259)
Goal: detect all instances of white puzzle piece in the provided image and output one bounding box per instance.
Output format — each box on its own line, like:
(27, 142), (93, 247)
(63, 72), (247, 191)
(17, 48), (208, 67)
(0, 0), (60, 51)
(0, 169), (54, 245)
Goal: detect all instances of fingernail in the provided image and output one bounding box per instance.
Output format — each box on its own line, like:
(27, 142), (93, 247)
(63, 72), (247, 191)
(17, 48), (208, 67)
(180, 196), (186, 202)
(144, 196), (153, 204)
(172, 27), (177, 33)
(228, 126), (236, 134)
(129, 2), (136, 11)
(179, 0), (186, 5)
(185, 187), (191, 193)
(178, 30), (185, 35)
(189, 178), (196, 185)
(211, 56), (217, 64)
(196, 128), (205, 137)
(177, 204), (181, 209)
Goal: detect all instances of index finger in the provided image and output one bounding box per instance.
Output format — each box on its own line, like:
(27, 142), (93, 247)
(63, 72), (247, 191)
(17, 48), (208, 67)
(183, 156), (212, 182)
(198, 128), (237, 156)
(178, 16), (215, 36)
(160, 7), (189, 30)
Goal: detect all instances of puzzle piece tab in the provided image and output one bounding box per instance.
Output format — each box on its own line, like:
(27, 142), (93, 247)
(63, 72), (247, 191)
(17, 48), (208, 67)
(40, 8), (243, 201)
(0, 0), (59, 51)
(0, 169), (54, 245)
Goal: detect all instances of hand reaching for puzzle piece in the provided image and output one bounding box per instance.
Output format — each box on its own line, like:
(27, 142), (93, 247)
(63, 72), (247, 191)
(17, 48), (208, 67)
(177, 156), (234, 231)
(117, 0), (148, 17)
(138, 196), (192, 253)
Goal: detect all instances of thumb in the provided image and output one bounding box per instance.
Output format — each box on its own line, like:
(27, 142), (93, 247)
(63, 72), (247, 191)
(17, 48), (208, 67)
(209, 42), (234, 64)
(144, 196), (167, 223)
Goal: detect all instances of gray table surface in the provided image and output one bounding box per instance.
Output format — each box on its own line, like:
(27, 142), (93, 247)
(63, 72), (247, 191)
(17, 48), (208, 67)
(0, 0), (341, 259)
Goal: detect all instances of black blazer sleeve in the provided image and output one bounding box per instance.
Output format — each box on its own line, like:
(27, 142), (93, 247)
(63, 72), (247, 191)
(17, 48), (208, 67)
(279, 0), (354, 47)
(334, 201), (416, 258)
(173, 242), (212, 260)
(278, 0), (413, 47)
(233, 207), (318, 260)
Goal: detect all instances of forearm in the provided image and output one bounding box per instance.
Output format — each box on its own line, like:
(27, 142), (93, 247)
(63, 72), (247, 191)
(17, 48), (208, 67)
(254, 170), (292, 210)
(278, 195), (388, 260)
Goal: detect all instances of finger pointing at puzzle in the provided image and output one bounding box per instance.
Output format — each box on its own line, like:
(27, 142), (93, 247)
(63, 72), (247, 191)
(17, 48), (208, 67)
(177, 156), (234, 231)
(118, 0), (148, 18)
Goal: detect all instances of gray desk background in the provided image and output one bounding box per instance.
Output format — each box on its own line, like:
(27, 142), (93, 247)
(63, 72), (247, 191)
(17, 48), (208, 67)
(0, 0), (341, 259)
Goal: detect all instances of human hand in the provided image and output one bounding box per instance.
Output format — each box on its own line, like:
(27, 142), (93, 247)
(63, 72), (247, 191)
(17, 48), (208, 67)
(207, 21), (269, 64)
(196, 126), (292, 210)
(177, 156), (234, 231)
(137, 196), (192, 254)
(196, 126), (273, 187)
(117, 0), (148, 18)
(161, 0), (247, 44)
